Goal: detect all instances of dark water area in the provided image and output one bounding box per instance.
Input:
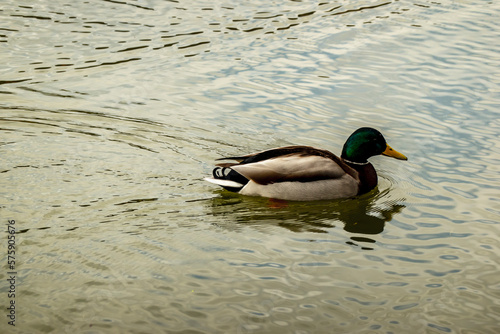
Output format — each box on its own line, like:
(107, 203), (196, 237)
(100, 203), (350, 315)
(1, 0), (500, 333)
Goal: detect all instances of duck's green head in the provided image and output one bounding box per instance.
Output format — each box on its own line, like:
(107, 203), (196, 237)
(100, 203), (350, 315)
(341, 127), (408, 163)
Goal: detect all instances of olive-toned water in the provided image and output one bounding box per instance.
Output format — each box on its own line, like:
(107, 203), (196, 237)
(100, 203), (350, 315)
(1, 0), (499, 333)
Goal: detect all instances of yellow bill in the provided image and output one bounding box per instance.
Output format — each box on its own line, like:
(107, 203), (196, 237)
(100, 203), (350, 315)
(382, 144), (408, 160)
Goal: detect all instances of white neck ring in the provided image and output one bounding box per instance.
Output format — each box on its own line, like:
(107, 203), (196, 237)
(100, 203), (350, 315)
(343, 159), (370, 166)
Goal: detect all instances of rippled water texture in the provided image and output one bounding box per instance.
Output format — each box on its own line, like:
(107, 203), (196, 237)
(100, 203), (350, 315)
(1, 0), (500, 333)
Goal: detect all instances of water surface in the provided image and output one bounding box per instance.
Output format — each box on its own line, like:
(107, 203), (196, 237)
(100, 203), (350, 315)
(1, 0), (500, 333)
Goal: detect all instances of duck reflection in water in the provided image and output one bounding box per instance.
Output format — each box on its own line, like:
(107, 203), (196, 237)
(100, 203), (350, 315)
(208, 187), (406, 247)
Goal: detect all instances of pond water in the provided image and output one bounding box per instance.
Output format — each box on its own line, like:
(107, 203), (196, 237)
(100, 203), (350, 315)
(1, 0), (500, 333)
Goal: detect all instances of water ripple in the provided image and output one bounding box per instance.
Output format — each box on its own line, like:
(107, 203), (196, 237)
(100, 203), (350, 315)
(2, 1), (500, 333)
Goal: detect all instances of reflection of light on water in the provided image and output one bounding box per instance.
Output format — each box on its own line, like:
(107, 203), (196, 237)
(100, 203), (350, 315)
(3, 0), (500, 332)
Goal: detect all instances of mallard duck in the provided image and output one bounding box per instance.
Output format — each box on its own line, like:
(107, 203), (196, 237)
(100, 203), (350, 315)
(205, 127), (407, 201)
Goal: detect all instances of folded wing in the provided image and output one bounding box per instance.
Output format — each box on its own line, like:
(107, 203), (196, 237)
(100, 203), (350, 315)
(232, 153), (351, 184)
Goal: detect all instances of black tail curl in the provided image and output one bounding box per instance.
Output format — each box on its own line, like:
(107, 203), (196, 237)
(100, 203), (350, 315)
(212, 167), (249, 192)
